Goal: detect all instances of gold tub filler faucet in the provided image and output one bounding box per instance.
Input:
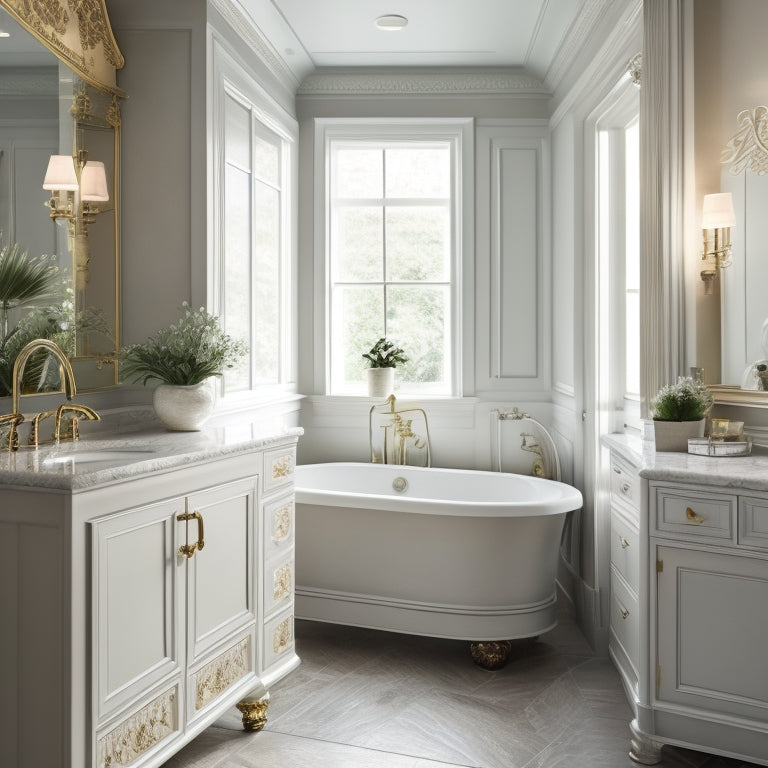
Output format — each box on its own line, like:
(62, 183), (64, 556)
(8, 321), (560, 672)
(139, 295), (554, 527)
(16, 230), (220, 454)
(369, 394), (431, 467)
(1, 338), (100, 451)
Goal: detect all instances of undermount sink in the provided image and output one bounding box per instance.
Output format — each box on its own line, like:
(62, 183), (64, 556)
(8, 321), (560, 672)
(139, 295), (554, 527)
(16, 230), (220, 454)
(42, 448), (157, 469)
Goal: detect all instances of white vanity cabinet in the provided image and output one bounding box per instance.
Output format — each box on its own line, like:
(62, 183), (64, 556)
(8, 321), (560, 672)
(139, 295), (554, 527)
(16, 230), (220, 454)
(608, 452), (642, 709)
(605, 440), (768, 766)
(0, 433), (300, 768)
(647, 482), (768, 763)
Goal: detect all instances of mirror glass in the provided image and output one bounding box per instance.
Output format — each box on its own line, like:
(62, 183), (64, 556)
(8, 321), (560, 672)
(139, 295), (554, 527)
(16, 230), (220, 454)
(720, 169), (768, 394)
(0, 6), (118, 396)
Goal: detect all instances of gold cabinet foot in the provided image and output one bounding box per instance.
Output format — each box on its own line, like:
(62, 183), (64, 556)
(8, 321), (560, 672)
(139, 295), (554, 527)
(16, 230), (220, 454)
(235, 695), (269, 732)
(470, 640), (512, 670)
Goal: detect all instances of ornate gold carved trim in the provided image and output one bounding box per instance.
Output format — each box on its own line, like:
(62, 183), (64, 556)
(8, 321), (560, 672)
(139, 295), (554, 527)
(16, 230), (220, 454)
(273, 562), (292, 600)
(272, 502), (293, 541)
(0, 0), (125, 96)
(97, 687), (177, 767)
(273, 616), (292, 654)
(271, 453), (294, 479)
(195, 636), (251, 711)
(235, 696), (269, 732)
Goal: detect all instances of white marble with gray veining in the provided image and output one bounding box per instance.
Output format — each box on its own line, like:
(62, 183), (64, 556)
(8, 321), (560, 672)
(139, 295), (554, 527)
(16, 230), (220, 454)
(0, 421), (303, 490)
(602, 431), (768, 492)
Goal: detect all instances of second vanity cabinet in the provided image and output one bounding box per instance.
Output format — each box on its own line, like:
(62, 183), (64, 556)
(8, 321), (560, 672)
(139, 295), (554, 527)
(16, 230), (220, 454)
(605, 440), (768, 766)
(0, 432), (299, 768)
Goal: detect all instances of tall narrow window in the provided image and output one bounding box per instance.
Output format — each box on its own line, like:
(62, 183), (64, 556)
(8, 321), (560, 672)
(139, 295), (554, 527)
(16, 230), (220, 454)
(597, 108), (640, 432)
(221, 89), (291, 397)
(328, 139), (455, 395)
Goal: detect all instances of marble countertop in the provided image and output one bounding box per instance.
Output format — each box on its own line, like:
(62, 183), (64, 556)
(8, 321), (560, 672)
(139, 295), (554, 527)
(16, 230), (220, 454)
(602, 432), (768, 492)
(0, 423), (303, 491)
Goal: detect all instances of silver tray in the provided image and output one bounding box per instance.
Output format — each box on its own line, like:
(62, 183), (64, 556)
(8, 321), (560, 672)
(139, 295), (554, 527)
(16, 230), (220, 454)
(687, 438), (752, 457)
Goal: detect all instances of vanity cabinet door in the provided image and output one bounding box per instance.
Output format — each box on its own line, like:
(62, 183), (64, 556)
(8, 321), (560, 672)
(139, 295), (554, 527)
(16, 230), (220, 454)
(656, 544), (768, 721)
(185, 477), (259, 719)
(91, 498), (184, 723)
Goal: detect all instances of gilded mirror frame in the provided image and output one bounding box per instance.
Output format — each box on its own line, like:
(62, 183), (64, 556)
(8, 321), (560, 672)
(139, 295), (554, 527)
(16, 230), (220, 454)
(0, 0), (125, 390)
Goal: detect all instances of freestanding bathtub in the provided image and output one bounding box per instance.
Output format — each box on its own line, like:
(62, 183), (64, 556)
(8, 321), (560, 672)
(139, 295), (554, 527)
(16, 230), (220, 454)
(294, 462), (582, 665)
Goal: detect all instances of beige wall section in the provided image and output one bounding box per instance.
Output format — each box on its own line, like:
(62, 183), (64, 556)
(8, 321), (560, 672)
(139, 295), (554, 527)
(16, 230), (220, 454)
(692, 0), (768, 384)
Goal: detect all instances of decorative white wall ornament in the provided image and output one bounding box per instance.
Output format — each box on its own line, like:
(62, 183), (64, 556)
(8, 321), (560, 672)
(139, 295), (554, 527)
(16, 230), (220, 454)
(297, 72), (546, 96)
(628, 53), (642, 87)
(721, 106), (768, 175)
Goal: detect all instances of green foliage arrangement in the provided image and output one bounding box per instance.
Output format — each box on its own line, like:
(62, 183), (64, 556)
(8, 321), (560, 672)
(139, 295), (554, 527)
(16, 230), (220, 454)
(362, 337), (408, 369)
(120, 302), (248, 386)
(651, 376), (713, 422)
(0, 243), (58, 336)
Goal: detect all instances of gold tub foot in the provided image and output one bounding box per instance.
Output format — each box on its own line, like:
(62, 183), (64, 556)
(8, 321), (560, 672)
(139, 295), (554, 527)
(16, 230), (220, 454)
(235, 695), (269, 732)
(470, 640), (512, 670)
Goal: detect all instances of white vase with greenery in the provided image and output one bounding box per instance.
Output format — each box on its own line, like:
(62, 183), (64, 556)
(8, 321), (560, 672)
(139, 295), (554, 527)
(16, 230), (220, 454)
(120, 303), (247, 431)
(362, 337), (407, 398)
(651, 376), (713, 452)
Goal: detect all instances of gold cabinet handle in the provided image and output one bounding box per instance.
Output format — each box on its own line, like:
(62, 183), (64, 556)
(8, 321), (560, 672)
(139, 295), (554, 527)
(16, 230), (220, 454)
(177, 510), (205, 557)
(621, 607), (630, 620)
(685, 506), (705, 524)
(619, 535), (630, 549)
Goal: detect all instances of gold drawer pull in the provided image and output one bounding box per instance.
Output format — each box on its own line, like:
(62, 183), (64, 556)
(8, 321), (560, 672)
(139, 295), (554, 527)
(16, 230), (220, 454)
(685, 506), (705, 524)
(177, 510), (205, 557)
(619, 535), (630, 549)
(621, 607), (630, 620)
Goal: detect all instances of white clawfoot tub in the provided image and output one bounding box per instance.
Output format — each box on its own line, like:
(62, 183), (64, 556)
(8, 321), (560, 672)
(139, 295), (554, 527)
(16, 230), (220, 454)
(294, 462), (582, 666)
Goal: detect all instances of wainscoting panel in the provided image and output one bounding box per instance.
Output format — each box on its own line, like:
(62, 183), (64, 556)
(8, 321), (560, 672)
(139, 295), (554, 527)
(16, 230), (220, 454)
(475, 124), (550, 396)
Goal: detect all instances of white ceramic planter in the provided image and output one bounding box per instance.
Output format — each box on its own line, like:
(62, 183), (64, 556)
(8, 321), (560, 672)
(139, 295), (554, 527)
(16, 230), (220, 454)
(366, 367), (395, 398)
(153, 378), (216, 431)
(653, 418), (705, 452)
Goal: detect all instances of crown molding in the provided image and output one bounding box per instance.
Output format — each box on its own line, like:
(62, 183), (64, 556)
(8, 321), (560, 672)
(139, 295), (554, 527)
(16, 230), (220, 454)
(544, 0), (620, 91)
(209, 0), (299, 91)
(297, 70), (547, 97)
(0, 67), (58, 97)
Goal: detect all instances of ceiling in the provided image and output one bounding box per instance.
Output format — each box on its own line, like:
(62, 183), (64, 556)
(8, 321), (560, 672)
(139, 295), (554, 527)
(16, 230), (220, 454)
(237, 0), (583, 84)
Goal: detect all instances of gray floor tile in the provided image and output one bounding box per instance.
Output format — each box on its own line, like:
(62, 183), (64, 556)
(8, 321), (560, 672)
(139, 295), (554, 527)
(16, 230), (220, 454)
(164, 613), (762, 768)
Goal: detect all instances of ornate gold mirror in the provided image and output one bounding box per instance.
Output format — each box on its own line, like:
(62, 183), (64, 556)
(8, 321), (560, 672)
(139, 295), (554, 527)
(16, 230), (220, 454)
(0, 0), (124, 396)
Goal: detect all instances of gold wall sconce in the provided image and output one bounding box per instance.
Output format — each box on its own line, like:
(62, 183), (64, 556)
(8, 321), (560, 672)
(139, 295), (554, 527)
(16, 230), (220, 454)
(700, 192), (735, 294)
(43, 150), (109, 237)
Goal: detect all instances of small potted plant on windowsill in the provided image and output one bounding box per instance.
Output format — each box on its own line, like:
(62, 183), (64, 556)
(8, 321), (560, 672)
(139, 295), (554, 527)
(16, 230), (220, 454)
(651, 376), (713, 452)
(362, 337), (408, 398)
(120, 302), (247, 431)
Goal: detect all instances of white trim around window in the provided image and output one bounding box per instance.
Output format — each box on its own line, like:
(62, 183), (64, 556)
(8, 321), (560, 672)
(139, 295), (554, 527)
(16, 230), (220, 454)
(312, 118), (474, 398)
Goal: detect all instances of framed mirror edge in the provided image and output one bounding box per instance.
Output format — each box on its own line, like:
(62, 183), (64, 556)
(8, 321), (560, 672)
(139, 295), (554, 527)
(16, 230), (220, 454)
(0, 0), (126, 98)
(711, 384), (768, 407)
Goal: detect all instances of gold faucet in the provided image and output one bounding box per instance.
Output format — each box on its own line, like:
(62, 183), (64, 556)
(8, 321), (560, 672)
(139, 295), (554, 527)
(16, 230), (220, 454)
(12, 339), (77, 414)
(2, 339), (100, 449)
(54, 403), (100, 442)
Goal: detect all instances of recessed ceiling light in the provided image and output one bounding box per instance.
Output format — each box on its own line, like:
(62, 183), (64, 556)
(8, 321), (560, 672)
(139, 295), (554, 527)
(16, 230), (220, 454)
(375, 14), (408, 31)
(0, 30), (10, 38)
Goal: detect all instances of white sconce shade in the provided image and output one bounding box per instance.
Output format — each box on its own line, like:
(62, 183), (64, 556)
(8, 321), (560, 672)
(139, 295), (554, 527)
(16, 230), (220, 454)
(702, 192), (736, 229)
(43, 154), (79, 191)
(80, 161), (109, 202)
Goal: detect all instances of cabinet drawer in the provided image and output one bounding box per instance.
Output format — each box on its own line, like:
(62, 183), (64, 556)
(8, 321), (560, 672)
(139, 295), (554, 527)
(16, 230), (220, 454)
(611, 510), (639, 592)
(610, 568), (639, 669)
(96, 684), (181, 768)
(264, 446), (296, 493)
(263, 608), (295, 671)
(740, 497), (768, 549)
(610, 455), (640, 512)
(263, 493), (295, 559)
(654, 487), (735, 541)
(264, 549), (294, 618)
